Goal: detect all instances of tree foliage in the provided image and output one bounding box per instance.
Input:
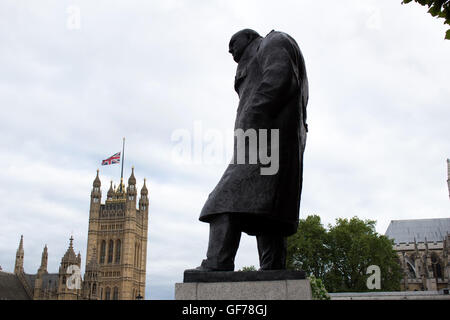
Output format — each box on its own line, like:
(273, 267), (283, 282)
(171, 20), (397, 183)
(287, 215), (329, 279)
(287, 216), (403, 293)
(239, 265), (257, 271)
(402, 0), (450, 39)
(308, 275), (331, 300)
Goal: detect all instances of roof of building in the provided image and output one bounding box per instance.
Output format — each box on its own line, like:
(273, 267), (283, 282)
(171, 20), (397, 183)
(23, 273), (36, 290)
(40, 273), (59, 290)
(385, 218), (450, 244)
(0, 271), (30, 300)
(20, 272), (59, 294)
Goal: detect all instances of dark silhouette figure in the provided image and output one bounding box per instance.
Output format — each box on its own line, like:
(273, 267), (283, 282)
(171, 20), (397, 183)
(192, 29), (309, 272)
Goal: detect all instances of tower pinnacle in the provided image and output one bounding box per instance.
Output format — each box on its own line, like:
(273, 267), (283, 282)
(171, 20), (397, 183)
(14, 235), (24, 275)
(38, 244), (48, 274)
(141, 178), (148, 196)
(93, 169), (101, 188)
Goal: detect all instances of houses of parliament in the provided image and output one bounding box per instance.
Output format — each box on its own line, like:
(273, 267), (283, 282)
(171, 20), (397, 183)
(0, 167), (149, 300)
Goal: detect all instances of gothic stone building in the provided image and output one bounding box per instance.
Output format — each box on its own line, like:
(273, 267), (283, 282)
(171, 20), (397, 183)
(87, 167), (149, 300)
(0, 168), (149, 300)
(385, 218), (450, 291)
(0, 235), (82, 300)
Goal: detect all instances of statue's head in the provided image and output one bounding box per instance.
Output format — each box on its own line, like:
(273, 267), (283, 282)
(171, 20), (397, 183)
(229, 29), (261, 63)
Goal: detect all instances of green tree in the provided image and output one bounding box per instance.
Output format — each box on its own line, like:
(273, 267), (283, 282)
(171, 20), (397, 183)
(324, 217), (402, 292)
(287, 216), (403, 293)
(287, 215), (329, 279)
(402, 0), (450, 39)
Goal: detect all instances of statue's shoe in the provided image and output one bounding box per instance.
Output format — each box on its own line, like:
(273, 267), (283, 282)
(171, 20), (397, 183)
(184, 266), (216, 272)
(184, 260), (234, 272)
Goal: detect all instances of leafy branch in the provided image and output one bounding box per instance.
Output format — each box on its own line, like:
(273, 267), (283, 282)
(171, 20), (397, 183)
(402, 0), (450, 39)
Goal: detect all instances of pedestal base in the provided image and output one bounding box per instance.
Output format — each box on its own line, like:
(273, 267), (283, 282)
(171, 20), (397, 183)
(175, 279), (312, 300)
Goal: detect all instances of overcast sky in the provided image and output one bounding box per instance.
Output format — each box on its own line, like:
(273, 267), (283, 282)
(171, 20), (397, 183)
(0, 0), (449, 300)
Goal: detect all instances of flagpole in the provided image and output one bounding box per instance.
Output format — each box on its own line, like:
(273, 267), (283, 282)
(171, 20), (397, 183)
(120, 137), (125, 192)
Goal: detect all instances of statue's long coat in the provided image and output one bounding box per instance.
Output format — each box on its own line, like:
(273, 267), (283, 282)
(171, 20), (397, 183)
(199, 31), (309, 236)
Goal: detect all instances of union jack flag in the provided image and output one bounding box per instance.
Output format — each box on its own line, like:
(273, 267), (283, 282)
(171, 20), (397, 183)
(102, 152), (121, 166)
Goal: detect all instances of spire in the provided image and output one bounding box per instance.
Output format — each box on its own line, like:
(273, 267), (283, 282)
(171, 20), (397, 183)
(127, 167), (137, 201)
(18, 235), (24, 252)
(42, 245), (48, 261)
(139, 178), (149, 213)
(93, 169), (101, 188)
(61, 236), (78, 266)
(14, 235), (24, 275)
(39, 245), (48, 274)
(107, 180), (114, 198)
(128, 166), (136, 186)
(141, 178), (148, 196)
(91, 170), (102, 204)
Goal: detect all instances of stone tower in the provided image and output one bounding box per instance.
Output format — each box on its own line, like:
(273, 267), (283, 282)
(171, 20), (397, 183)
(85, 167), (149, 300)
(57, 236), (82, 300)
(33, 245), (48, 299)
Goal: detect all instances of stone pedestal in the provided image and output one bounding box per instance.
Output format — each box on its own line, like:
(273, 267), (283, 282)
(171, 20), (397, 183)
(175, 270), (312, 300)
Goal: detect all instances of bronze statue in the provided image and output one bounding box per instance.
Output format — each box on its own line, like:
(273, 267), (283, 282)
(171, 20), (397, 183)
(191, 29), (308, 272)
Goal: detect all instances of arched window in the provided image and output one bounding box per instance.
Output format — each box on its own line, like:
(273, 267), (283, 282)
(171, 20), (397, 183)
(407, 262), (416, 278)
(108, 240), (114, 264)
(115, 239), (121, 264)
(135, 242), (141, 269)
(113, 287), (119, 300)
(92, 283), (97, 295)
(138, 243), (141, 268)
(105, 287), (111, 300)
(431, 253), (443, 279)
(134, 242), (141, 268)
(100, 241), (106, 264)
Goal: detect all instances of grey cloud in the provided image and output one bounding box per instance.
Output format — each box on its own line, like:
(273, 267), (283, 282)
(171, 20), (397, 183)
(0, 0), (449, 299)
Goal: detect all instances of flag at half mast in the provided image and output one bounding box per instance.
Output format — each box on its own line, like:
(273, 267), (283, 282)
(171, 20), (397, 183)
(101, 138), (126, 192)
(102, 152), (121, 166)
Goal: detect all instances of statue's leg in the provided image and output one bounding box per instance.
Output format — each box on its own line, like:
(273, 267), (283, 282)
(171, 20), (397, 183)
(200, 213), (242, 271)
(256, 234), (287, 270)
